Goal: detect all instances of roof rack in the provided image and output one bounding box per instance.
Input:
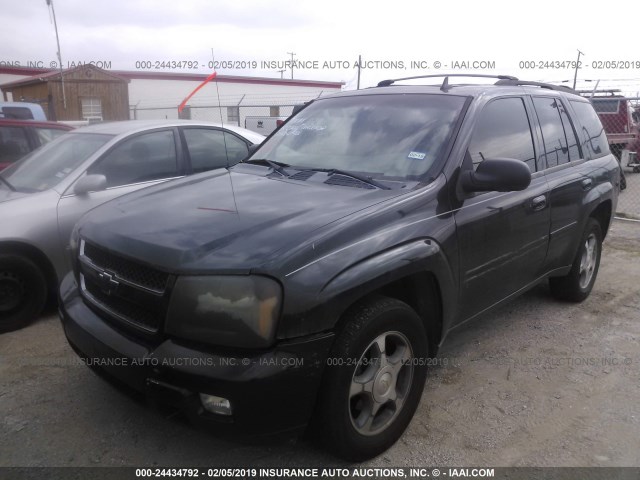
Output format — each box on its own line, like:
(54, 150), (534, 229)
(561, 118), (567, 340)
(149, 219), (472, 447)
(377, 74), (518, 91)
(377, 75), (577, 94)
(493, 79), (577, 93)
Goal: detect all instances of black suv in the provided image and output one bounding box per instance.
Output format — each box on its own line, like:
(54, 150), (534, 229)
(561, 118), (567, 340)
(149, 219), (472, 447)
(59, 75), (619, 460)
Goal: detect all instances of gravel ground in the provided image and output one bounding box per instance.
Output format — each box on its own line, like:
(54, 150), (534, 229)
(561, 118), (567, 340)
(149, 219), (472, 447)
(1, 219), (639, 468)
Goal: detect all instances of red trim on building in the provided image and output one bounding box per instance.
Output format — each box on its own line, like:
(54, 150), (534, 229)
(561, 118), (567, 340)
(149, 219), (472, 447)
(0, 67), (344, 89)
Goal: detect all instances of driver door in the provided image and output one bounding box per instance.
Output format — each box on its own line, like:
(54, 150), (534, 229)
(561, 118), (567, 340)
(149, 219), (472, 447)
(454, 96), (551, 321)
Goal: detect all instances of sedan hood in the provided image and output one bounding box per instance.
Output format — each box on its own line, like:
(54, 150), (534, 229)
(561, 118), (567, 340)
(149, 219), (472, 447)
(0, 186), (32, 204)
(78, 167), (399, 273)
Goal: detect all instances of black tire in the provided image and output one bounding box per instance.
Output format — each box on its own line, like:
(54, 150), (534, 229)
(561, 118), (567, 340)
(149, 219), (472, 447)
(620, 169), (627, 191)
(0, 254), (47, 333)
(549, 218), (602, 302)
(315, 295), (429, 461)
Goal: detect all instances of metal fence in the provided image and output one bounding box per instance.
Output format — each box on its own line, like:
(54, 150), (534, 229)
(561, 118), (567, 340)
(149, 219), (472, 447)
(584, 94), (640, 221)
(129, 94), (640, 221)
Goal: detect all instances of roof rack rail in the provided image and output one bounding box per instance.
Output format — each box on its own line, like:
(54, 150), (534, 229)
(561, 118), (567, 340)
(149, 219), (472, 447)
(493, 79), (577, 93)
(377, 74), (518, 90)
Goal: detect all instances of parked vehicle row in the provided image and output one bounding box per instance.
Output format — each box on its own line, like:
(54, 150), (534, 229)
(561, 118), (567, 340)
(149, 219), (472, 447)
(54, 76), (618, 460)
(0, 120), (263, 332)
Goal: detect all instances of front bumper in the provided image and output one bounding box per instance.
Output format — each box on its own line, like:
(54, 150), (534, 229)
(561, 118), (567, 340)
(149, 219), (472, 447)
(58, 272), (334, 436)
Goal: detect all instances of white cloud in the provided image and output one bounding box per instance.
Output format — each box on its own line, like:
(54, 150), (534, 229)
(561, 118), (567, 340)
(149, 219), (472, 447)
(1, 0), (640, 93)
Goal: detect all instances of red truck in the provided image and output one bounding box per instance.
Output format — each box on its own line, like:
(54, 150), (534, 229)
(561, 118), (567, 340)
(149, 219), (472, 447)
(580, 90), (639, 189)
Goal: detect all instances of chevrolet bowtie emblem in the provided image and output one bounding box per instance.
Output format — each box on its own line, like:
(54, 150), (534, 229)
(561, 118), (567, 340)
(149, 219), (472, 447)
(97, 271), (119, 296)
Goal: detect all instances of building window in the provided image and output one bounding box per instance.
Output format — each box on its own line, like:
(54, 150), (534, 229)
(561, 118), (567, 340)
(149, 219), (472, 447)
(227, 106), (239, 123)
(270, 106), (280, 117)
(81, 97), (102, 120)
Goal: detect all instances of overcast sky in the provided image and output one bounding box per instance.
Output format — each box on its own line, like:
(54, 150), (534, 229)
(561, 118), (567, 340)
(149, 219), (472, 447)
(2, 0), (640, 94)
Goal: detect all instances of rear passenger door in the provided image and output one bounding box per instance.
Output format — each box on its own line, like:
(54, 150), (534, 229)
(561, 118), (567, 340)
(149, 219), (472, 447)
(455, 96), (551, 321)
(530, 96), (592, 272)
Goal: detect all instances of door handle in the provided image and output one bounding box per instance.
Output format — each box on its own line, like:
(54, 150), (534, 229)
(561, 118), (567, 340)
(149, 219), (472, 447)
(531, 195), (547, 211)
(581, 178), (593, 190)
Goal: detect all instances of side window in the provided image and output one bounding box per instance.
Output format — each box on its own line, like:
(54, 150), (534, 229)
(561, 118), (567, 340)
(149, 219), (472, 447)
(183, 129), (248, 173)
(0, 107), (33, 120)
(569, 101), (610, 160)
(89, 130), (178, 188)
(0, 126), (31, 164)
(532, 97), (579, 168)
(557, 101), (581, 161)
(468, 97), (536, 172)
(35, 127), (67, 145)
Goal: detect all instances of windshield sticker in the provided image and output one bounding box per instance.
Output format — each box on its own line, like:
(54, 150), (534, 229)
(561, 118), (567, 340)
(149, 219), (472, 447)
(407, 151), (426, 160)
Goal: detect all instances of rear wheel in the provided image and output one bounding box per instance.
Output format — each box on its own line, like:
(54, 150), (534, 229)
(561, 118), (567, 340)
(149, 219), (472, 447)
(0, 254), (47, 333)
(315, 296), (429, 461)
(549, 218), (602, 302)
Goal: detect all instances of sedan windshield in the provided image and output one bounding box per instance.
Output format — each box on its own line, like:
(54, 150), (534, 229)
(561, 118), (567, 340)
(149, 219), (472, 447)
(253, 94), (466, 180)
(0, 132), (113, 192)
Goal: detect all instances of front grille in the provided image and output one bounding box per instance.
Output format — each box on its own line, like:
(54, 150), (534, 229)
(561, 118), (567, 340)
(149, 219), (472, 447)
(83, 276), (161, 332)
(83, 242), (169, 293)
(79, 241), (172, 334)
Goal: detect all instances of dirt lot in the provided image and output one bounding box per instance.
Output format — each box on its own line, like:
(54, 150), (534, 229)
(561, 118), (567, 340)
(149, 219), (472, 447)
(1, 220), (639, 468)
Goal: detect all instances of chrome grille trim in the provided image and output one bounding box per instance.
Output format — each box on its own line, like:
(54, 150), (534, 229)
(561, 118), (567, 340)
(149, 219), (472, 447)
(79, 240), (168, 295)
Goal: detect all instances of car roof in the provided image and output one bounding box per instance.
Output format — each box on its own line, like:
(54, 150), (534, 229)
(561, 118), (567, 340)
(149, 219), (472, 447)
(73, 119), (265, 142)
(0, 118), (74, 129)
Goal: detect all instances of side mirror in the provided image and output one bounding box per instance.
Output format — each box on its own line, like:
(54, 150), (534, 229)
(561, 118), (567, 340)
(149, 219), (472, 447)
(74, 174), (107, 195)
(461, 158), (531, 193)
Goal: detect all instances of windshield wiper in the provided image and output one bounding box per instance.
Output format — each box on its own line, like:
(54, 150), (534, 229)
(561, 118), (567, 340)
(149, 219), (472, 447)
(242, 158), (290, 177)
(307, 168), (390, 190)
(0, 175), (15, 191)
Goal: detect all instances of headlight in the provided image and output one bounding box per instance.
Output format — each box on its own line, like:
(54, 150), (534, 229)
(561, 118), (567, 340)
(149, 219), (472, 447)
(166, 275), (282, 348)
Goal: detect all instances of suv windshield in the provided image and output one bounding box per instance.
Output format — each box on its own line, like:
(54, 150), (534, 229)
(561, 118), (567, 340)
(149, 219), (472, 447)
(0, 132), (112, 192)
(252, 94), (466, 180)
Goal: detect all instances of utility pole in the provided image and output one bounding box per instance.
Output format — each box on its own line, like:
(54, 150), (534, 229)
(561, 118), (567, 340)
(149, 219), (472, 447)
(287, 52), (296, 79)
(45, 0), (66, 110)
(572, 49), (584, 90)
(277, 69), (285, 79)
(357, 54), (362, 90)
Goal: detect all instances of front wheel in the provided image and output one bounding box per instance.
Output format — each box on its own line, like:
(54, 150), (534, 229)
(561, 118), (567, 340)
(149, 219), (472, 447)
(315, 296), (429, 461)
(0, 254), (47, 333)
(549, 218), (602, 302)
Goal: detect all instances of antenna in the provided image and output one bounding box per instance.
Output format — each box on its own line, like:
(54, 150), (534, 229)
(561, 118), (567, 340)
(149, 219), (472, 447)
(45, 0), (67, 110)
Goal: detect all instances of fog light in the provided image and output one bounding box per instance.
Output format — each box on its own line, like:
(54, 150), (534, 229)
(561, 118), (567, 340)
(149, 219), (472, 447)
(199, 393), (232, 415)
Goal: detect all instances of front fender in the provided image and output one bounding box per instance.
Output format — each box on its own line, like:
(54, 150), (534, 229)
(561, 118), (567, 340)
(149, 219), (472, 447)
(276, 238), (458, 341)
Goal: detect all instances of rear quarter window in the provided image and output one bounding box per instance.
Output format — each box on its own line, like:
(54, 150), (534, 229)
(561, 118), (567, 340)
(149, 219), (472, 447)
(569, 101), (610, 160)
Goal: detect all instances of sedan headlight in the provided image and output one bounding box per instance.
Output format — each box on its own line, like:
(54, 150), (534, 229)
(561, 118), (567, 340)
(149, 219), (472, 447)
(166, 275), (282, 348)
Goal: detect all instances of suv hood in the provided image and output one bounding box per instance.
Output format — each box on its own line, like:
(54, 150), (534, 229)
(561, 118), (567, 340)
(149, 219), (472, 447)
(78, 168), (400, 273)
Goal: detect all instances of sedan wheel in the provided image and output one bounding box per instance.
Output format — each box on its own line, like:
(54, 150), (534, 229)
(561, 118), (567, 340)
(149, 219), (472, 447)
(0, 254), (47, 333)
